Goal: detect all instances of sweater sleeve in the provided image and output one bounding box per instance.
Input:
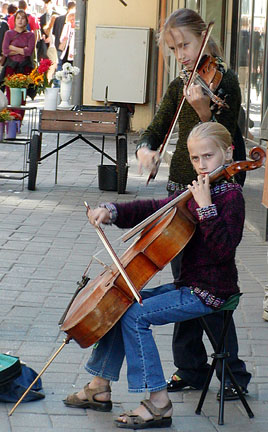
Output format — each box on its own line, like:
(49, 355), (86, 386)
(23, 32), (35, 57)
(112, 193), (179, 229)
(2, 31), (12, 56)
(137, 77), (183, 151)
(188, 188), (245, 263)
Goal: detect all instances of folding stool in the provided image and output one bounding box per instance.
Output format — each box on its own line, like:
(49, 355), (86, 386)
(195, 293), (254, 425)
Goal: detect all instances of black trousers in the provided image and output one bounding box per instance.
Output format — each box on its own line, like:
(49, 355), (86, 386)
(170, 252), (251, 390)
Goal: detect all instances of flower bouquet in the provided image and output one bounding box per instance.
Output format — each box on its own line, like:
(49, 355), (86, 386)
(0, 108), (13, 122)
(0, 109), (11, 140)
(56, 63), (80, 109)
(29, 58), (53, 95)
(4, 73), (32, 88)
(55, 62), (80, 83)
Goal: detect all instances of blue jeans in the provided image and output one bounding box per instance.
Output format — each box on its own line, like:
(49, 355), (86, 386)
(85, 284), (214, 393)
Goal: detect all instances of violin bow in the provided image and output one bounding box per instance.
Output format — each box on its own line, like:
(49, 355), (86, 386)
(146, 21), (214, 185)
(84, 202), (143, 305)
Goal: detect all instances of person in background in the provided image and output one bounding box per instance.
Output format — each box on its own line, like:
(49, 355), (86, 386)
(0, 9), (35, 118)
(8, 1), (40, 44)
(52, 0), (75, 85)
(59, 10), (75, 65)
(0, 13), (8, 60)
(38, 0), (57, 64)
(0, 2), (8, 18)
(4, 3), (18, 27)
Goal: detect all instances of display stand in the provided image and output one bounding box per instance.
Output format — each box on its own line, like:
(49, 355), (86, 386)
(0, 106), (38, 189)
(28, 106), (129, 193)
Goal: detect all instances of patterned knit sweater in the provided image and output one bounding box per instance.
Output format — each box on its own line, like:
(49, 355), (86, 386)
(111, 182), (244, 309)
(138, 68), (241, 189)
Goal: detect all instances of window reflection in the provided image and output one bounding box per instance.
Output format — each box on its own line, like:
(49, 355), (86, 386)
(238, 15), (250, 106)
(249, 0), (266, 140)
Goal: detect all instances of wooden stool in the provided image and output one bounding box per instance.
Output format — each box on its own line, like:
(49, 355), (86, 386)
(195, 293), (254, 425)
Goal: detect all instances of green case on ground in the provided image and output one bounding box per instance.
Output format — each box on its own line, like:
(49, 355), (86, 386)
(0, 353), (22, 386)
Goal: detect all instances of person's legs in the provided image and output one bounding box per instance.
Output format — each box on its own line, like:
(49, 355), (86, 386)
(170, 312), (251, 394)
(171, 319), (209, 389)
(121, 285), (213, 393)
(115, 284), (213, 426)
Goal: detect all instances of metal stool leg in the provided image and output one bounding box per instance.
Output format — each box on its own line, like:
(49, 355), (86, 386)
(196, 310), (254, 424)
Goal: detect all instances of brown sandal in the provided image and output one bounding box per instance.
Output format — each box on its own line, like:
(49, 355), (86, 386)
(63, 383), (112, 412)
(115, 399), (172, 429)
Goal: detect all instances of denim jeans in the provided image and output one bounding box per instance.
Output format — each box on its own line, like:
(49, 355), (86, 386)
(85, 284), (214, 393)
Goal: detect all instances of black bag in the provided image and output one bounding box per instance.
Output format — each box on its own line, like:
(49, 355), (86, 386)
(0, 363), (45, 403)
(0, 354), (21, 386)
(36, 39), (48, 62)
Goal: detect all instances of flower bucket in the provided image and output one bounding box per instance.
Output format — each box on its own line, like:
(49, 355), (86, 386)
(44, 87), (59, 110)
(10, 88), (25, 107)
(0, 122), (4, 141)
(5, 120), (17, 139)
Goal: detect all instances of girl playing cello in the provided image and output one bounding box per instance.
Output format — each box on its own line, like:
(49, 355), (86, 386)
(64, 122), (246, 429)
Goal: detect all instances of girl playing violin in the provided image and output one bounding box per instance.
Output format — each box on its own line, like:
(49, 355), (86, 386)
(64, 122), (246, 429)
(136, 8), (250, 398)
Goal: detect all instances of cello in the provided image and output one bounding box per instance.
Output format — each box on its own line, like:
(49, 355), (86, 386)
(61, 147), (266, 348)
(8, 147), (266, 415)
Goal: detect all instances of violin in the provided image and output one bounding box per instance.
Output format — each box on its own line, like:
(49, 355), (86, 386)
(61, 147), (266, 349)
(180, 55), (229, 110)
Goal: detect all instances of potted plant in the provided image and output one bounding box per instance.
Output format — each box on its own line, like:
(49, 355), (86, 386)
(0, 109), (13, 141)
(4, 73), (32, 107)
(29, 58), (58, 110)
(55, 62), (80, 109)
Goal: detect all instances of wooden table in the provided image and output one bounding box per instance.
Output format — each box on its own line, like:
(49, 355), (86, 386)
(28, 106), (129, 193)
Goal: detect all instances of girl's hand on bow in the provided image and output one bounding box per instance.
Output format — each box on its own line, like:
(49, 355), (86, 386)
(183, 83), (212, 122)
(86, 206), (110, 226)
(188, 174), (212, 208)
(136, 147), (160, 175)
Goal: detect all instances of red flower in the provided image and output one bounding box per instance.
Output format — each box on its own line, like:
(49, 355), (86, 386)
(38, 58), (53, 74)
(9, 111), (22, 120)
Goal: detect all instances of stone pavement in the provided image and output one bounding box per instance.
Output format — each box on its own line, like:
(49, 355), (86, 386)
(0, 100), (268, 431)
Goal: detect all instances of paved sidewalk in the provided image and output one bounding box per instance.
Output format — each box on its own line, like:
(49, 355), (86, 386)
(0, 103), (268, 431)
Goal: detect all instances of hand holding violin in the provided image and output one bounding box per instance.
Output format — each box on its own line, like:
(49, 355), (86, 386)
(183, 83), (212, 122)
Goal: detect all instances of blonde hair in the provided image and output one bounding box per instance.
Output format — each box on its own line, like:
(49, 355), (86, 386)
(158, 8), (222, 58)
(188, 122), (233, 161)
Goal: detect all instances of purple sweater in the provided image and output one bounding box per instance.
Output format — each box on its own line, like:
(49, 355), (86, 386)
(111, 182), (244, 309)
(3, 30), (35, 62)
